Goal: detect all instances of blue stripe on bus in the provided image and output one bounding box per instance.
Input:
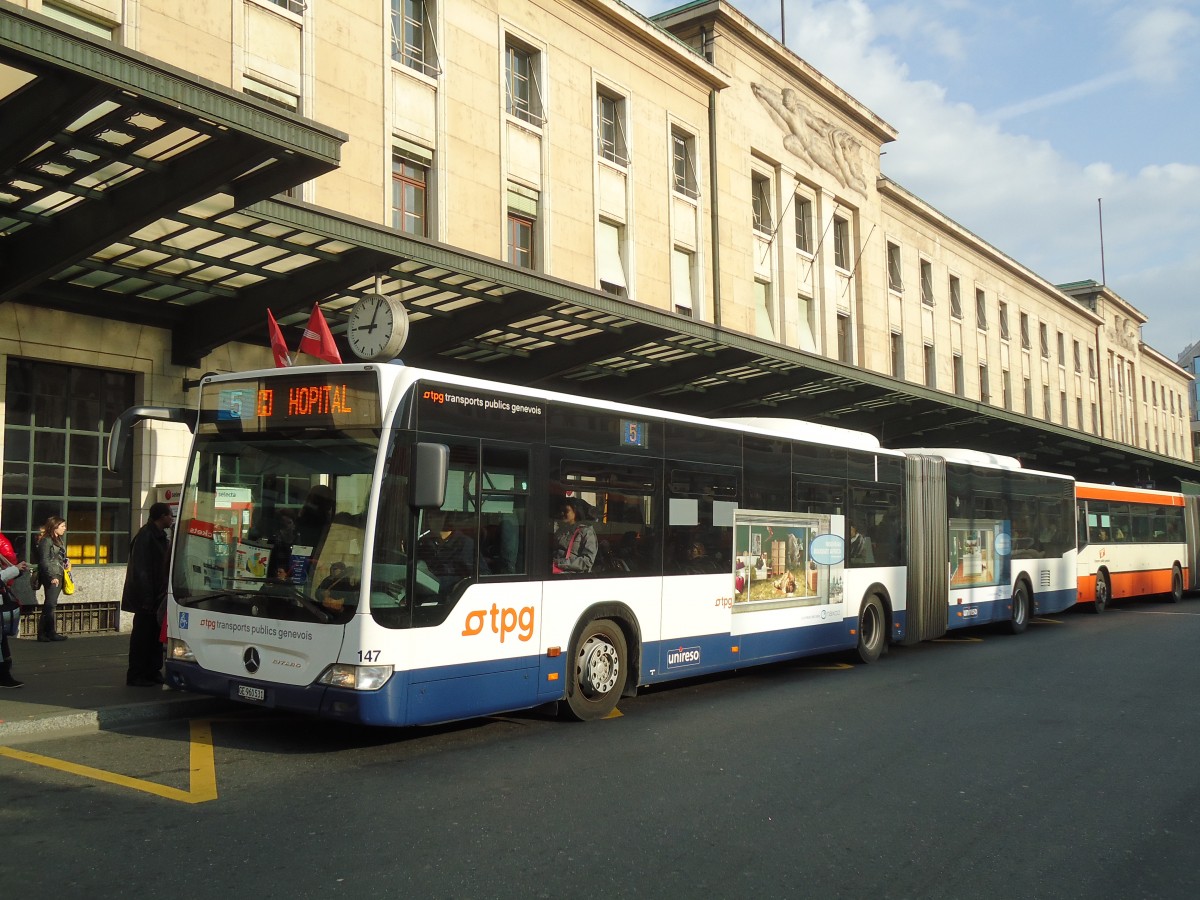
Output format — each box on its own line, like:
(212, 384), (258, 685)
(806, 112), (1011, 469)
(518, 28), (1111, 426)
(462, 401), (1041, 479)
(168, 591), (1071, 727)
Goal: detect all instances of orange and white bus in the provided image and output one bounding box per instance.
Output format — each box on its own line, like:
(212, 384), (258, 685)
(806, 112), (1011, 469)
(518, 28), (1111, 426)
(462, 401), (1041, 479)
(1075, 482), (1200, 611)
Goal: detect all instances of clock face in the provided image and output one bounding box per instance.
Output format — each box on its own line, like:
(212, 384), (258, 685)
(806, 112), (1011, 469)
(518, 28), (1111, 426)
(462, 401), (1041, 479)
(347, 294), (408, 361)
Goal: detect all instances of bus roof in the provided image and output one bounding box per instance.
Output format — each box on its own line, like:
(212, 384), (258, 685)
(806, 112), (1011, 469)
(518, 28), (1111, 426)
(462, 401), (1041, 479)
(900, 447), (1025, 470)
(1075, 482), (1185, 505)
(196, 363), (895, 457)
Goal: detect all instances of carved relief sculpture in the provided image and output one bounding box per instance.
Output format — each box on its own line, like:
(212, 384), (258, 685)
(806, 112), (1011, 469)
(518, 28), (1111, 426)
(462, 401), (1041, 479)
(752, 82), (867, 193)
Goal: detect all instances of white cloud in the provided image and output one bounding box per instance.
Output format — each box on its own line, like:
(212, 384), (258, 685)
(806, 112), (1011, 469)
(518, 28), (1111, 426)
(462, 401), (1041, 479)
(1115, 5), (1200, 84)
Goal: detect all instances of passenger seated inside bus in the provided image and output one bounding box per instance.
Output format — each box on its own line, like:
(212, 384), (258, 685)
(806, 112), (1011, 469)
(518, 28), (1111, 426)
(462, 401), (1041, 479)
(552, 498), (597, 574)
(849, 523), (874, 564)
(680, 540), (720, 574)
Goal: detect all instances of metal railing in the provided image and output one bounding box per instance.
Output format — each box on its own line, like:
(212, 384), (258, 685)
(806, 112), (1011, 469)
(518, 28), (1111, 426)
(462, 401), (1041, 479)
(17, 601), (121, 638)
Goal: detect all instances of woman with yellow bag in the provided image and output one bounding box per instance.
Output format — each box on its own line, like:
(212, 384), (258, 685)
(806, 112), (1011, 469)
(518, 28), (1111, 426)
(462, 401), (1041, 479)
(36, 515), (71, 642)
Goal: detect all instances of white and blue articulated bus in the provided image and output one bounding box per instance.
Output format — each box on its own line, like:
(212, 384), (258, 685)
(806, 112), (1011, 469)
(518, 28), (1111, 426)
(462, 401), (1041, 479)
(108, 363), (1076, 726)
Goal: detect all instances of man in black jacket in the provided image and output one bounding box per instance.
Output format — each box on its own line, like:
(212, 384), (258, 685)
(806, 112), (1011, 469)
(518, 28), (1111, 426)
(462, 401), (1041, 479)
(121, 502), (174, 687)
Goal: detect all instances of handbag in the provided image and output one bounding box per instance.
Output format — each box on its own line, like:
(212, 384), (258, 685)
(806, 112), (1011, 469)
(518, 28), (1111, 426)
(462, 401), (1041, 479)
(62, 567), (76, 595)
(0, 552), (37, 608)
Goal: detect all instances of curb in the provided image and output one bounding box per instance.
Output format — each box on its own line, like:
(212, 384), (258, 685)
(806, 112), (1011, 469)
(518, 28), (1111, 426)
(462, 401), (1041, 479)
(0, 695), (232, 743)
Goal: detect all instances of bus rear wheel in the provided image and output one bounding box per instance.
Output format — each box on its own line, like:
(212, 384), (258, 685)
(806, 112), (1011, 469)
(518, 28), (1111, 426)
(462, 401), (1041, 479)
(1169, 564), (1183, 604)
(563, 619), (628, 721)
(1091, 572), (1110, 614)
(1006, 581), (1029, 634)
(856, 595), (886, 663)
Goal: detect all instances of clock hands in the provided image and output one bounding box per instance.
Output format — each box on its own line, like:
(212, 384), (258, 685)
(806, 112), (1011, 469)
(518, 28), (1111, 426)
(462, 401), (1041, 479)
(357, 295), (383, 332)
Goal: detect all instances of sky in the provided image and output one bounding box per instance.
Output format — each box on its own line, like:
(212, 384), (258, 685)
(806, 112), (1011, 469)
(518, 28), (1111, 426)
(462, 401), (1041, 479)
(628, 0), (1200, 361)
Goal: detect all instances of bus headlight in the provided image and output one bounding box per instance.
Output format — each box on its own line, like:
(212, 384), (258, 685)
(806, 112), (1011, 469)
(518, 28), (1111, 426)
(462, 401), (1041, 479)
(317, 663), (394, 691)
(167, 638), (196, 662)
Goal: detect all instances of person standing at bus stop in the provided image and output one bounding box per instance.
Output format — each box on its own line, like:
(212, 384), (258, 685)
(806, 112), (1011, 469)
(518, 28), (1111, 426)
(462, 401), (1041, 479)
(35, 515), (71, 641)
(0, 528), (30, 688)
(121, 502), (174, 687)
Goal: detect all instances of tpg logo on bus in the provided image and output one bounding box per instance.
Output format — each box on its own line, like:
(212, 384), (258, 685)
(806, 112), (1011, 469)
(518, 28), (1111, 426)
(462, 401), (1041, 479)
(667, 646), (702, 669)
(462, 604), (535, 643)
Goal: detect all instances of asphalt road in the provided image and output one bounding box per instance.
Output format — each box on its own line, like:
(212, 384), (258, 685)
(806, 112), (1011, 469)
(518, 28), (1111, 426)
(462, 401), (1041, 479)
(5, 600), (1199, 899)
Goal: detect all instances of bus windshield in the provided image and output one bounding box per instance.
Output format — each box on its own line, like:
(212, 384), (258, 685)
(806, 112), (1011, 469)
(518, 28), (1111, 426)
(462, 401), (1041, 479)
(171, 374), (382, 626)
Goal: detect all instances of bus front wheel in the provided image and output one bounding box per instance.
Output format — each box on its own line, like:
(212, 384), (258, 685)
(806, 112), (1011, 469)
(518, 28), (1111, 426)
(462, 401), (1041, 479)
(1091, 572), (1110, 614)
(855, 595), (886, 663)
(1169, 564), (1183, 604)
(1006, 581), (1030, 634)
(563, 619), (628, 721)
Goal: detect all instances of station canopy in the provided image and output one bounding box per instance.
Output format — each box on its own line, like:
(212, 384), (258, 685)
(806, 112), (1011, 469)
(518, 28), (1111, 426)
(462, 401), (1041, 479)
(3, 5), (1197, 491)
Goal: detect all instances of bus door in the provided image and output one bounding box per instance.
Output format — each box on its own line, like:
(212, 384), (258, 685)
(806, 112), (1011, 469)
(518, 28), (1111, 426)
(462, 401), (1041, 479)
(660, 462), (740, 676)
(404, 438), (542, 722)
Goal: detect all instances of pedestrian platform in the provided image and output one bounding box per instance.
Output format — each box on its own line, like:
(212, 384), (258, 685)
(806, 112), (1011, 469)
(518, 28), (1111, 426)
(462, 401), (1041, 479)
(0, 633), (224, 744)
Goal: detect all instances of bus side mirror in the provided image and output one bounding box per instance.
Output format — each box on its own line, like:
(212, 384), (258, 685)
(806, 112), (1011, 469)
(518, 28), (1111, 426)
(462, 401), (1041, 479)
(410, 442), (449, 509)
(107, 406), (196, 472)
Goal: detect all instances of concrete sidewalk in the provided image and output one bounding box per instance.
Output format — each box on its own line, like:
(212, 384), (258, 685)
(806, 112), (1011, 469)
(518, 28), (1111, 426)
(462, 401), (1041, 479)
(0, 632), (226, 743)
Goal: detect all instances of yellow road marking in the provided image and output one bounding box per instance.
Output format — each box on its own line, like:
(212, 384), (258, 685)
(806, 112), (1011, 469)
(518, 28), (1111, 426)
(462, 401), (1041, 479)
(0, 718), (218, 804)
(934, 636), (984, 643)
(603, 708), (623, 718)
(1033, 617), (1063, 624)
(808, 662), (855, 670)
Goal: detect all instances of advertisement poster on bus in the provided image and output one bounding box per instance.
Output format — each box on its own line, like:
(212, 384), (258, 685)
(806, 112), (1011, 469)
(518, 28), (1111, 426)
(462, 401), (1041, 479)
(732, 510), (844, 611)
(948, 518), (1012, 589)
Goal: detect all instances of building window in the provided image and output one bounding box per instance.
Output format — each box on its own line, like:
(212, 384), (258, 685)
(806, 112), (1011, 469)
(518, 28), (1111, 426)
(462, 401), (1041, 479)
(754, 280), (776, 341)
(890, 332), (904, 379)
(1088, 347), (1096, 378)
(1023, 377), (1032, 414)
(597, 90), (628, 166)
(1091, 402), (1098, 433)
(1043, 385), (1052, 421)
(506, 184), (538, 269)
(980, 365), (990, 404)
(1039, 322), (1049, 358)
(947, 275), (960, 315)
(999, 301), (1010, 340)
(242, 77), (302, 198)
(794, 196), (812, 253)
(1020, 312), (1031, 350)
(923, 344), (936, 388)
(3, 359), (133, 565)
(391, 0), (440, 77)
(837, 313), (852, 363)
(1057, 331), (1066, 366)
(673, 130), (699, 199)
(508, 214), (534, 268)
(597, 219), (627, 296)
(886, 242), (903, 292)
(975, 288), (988, 330)
(672, 248), (695, 316)
(796, 293), (816, 352)
(832, 216), (849, 270)
(40, 1), (115, 38)
(917, 260), (934, 307)
(505, 40), (543, 126)
(1061, 391), (1068, 425)
(265, 0), (306, 13)
(752, 173), (773, 235)
(1003, 370), (1012, 410)
(1076, 397), (1084, 428)
(392, 147), (429, 236)
(953, 354), (965, 397)
(1073, 340), (1082, 373)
